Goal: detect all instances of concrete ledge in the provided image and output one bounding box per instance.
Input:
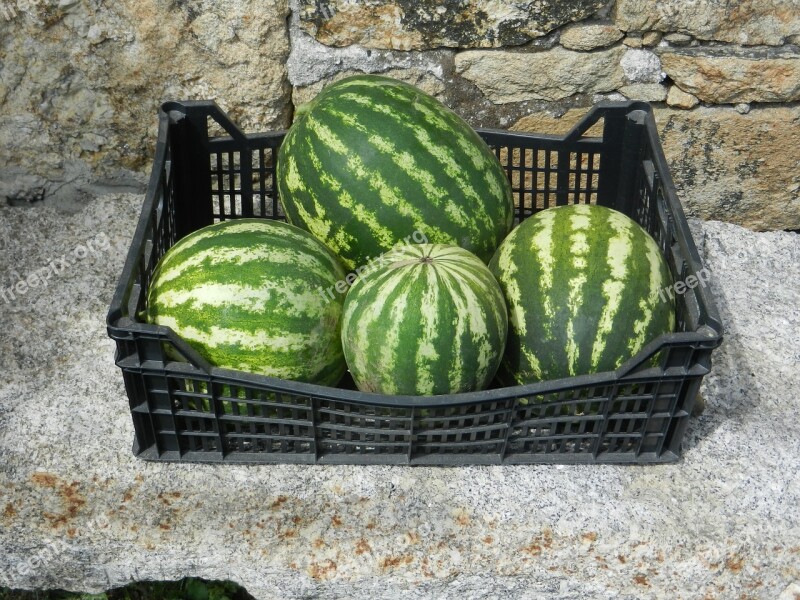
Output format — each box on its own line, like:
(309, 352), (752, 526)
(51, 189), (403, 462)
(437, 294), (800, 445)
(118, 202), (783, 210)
(1, 194), (798, 599)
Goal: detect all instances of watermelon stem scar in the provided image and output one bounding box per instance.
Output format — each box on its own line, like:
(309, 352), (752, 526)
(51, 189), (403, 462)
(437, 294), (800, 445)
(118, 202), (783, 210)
(341, 243), (508, 396)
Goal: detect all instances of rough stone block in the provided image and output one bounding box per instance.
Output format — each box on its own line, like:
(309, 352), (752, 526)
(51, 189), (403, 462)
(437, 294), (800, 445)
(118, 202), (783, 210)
(455, 46), (626, 103)
(621, 48), (664, 83)
(559, 21), (624, 51)
(666, 86), (700, 109)
(512, 105), (800, 231)
(619, 83), (668, 102)
(642, 31), (662, 46)
(0, 0), (291, 199)
(660, 47), (800, 104)
(295, 0), (608, 50)
(616, 0), (800, 46)
(292, 68), (448, 108)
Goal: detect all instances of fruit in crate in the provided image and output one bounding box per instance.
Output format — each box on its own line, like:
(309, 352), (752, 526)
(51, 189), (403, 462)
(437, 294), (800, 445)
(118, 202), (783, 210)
(489, 204), (675, 385)
(145, 218), (348, 386)
(276, 74), (514, 270)
(341, 243), (508, 395)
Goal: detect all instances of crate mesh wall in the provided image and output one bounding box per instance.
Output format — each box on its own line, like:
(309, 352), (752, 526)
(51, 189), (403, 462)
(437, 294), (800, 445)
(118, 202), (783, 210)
(108, 102), (722, 465)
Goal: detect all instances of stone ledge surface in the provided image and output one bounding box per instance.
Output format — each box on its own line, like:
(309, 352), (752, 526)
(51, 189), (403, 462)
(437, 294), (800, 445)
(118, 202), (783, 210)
(0, 194), (799, 599)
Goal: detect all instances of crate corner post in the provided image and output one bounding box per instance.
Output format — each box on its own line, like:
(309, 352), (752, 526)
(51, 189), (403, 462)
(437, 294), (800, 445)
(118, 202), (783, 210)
(167, 107), (215, 239)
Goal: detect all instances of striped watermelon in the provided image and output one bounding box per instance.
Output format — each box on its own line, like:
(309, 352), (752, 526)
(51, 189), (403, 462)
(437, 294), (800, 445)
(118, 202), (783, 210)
(489, 204), (675, 385)
(145, 218), (347, 386)
(276, 74), (514, 270)
(341, 244), (508, 396)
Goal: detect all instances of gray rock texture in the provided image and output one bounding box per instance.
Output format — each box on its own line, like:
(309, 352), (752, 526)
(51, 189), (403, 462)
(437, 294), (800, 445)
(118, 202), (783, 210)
(657, 106), (800, 230)
(295, 0), (607, 50)
(286, 7), (453, 106)
(292, 67), (449, 108)
(455, 46), (627, 103)
(2, 0), (800, 233)
(286, 15), (453, 90)
(0, 0), (291, 203)
(622, 35), (643, 48)
(665, 86), (700, 109)
(615, 0), (800, 46)
(663, 33), (693, 46)
(1, 194), (799, 598)
(660, 46), (800, 104)
(641, 31), (662, 47)
(511, 105), (800, 231)
(620, 48), (663, 83)
(618, 83), (668, 102)
(559, 21), (624, 51)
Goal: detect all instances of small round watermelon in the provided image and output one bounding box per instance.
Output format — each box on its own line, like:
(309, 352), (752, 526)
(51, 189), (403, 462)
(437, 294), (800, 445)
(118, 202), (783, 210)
(145, 218), (347, 386)
(489, 204), (675, 385)
(341, 243), (508, 396)
(276, 74), (514, 270)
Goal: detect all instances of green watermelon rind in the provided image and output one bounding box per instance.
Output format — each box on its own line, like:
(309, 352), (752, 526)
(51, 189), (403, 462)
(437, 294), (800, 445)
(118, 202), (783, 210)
(145, 218), (348, 387)
(489, 204), (676, 387)
(277, 74), (514, 270)
(341, 243), (508, 396)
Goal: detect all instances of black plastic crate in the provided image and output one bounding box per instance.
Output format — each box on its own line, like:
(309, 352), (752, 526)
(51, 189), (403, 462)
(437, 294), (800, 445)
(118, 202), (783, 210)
(106, 100), (723, 465)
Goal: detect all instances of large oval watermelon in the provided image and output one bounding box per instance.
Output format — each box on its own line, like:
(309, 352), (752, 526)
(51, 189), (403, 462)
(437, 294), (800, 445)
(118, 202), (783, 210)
(145, 218), (348, 386)
(341, 243), (508, 396)
(489, 204), (675, 385)
(276, 74), (514, 270)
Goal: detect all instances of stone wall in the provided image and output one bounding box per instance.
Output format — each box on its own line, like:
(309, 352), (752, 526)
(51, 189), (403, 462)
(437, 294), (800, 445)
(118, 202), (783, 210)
(1, 0), (798, 230)
(0, 0), (291, 205)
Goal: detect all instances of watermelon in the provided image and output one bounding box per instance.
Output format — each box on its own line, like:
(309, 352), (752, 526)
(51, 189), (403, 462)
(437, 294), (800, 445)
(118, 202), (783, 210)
(341, 243), (508, 396)
(145, 218), (347, 386)
(276, 74), (514, 270)
(489, 204), (675, 385)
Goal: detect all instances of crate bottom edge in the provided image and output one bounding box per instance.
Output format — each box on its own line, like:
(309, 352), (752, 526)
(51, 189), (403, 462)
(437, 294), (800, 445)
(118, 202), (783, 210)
(131, 441), (681, 466)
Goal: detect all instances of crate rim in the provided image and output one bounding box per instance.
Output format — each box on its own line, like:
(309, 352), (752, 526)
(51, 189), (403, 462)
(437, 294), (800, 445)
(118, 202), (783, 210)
(107, 99), (724, 411)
